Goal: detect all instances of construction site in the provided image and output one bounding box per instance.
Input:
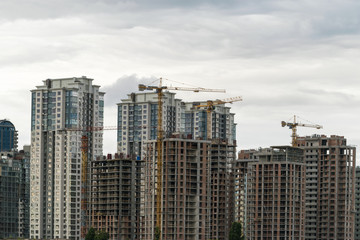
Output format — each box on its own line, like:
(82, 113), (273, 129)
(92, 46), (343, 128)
(243, 146), (306, 240)
(90, 154), (143, 240)
(141, 136), (235, 240)
(26, 77), (357, 240)
(235, 131), (356, 240)
(297, 135), (356, 240)
(75, 79), (239, 240)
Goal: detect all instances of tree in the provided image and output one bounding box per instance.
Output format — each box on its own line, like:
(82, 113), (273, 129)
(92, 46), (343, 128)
(95, 230), (109, 240)
(85, 227), (109, 240)
(229, 222), (244, 240)
(85, 227), (96, 240)
(154, 226), (161, 240)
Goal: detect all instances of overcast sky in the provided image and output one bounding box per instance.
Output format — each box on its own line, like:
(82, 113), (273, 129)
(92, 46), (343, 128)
(1, 0), (360, 163)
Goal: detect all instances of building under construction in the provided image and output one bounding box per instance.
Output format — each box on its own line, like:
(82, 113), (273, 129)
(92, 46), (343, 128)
(234, 149), (259, 227)
(89, 154), (143, 240)
(355, 167), (360, 240)
(141, 136), (235, 240)
(245, 146), (306, 240)
(297, 135), (356, 240)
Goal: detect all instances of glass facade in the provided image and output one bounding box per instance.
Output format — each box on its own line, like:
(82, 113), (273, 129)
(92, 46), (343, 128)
(183, 112), (194, 137)
(65, 90), (78, 128)
(0, 154), (30, 239)
(31, 92), (36, 131)
(117, 105), (122, 142)
(150, 104), (158, 140)
(0, 119), (17, 152)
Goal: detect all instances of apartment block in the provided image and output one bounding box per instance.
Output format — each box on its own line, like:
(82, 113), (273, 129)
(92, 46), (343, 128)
(117, 92), (181, 158)
(209, 139), (236, 239)
(355, 167), (360, 240)
(245, 146), (306, 240)
(90, 154), (142, 240)
(297, 135), (356, 240)
(142, 137), (235, 240)
(234, 149), (258, 227)
(117, 92), (236, 159)
(0, 146), (30, 239)
(30, 77), (104, 240)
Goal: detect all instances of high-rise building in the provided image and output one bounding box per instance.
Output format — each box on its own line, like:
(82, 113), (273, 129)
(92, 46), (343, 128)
(30, 77), (104, 240)
(117, 92), (236, 159)
(0, 119), (18, 152)
(0, 146), (30, 239)
(297, 135), (356, 240)
(117, 91), (182, 158)
(17, 145), (31, 239)
(234, 149), (258, 227)
(90, 154), (143, 240)
(245, 146), (306, 240)
(355, 167), (360, 240)
(142, 137), (235, 240)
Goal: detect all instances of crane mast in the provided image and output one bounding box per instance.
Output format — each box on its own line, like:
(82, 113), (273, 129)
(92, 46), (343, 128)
(139, 78), (224, 239)
(59, 126), (119, 238)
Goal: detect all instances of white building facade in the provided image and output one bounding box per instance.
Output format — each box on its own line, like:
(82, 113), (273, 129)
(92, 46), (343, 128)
(30, 77), (104, 240)
(117, 91), (236, 159)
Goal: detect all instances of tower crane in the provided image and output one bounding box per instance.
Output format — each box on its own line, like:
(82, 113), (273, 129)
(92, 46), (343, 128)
(281, 115), (323, 147)
(59, 126), (118, 238)
(193, 96), (242, 140)
(138, 78), (225, 238)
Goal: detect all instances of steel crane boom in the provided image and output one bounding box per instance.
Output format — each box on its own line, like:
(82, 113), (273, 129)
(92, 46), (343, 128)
(281, 115), (323, 147)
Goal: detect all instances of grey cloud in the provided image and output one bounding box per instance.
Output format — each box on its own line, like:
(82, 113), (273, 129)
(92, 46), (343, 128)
(2, 0), (360, 63)
(1, 0), (360, 161)
(242, 88), (359, 110)
(102, 75), (158, 107)
(0, 0), (264, 20)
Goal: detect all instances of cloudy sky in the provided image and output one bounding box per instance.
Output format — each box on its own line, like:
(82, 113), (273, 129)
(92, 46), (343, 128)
(1, 0), (360, 163)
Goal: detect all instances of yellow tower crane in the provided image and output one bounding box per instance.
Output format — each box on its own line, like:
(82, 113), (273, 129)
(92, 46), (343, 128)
(138, 78), (225, 239)
(194, 96), (242, 140)
(59, 126), (118, 238)
(281, 115), (323, 147)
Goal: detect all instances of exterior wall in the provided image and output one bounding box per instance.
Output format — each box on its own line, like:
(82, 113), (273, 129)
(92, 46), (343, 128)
(90, 155), (142, 240)
(17, 146), (31, 239)
(182, 102), (236, 142)
(117, 92), (237, 159)
(30, 77), (104, 240)
(297, 135), (356, 240)
(355, 167), (360, 240)
(0, 158), (22, 239)
(245, 146), (306, 240)
(117, 92), (181, 159)
(234, 150), (259, 229)
(0, 148), (30, 239)
(142, 138), (235, 240)
(209, 140), (236, 240)
(0, 119), (18, 152)
(354, 167), (360, 240)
